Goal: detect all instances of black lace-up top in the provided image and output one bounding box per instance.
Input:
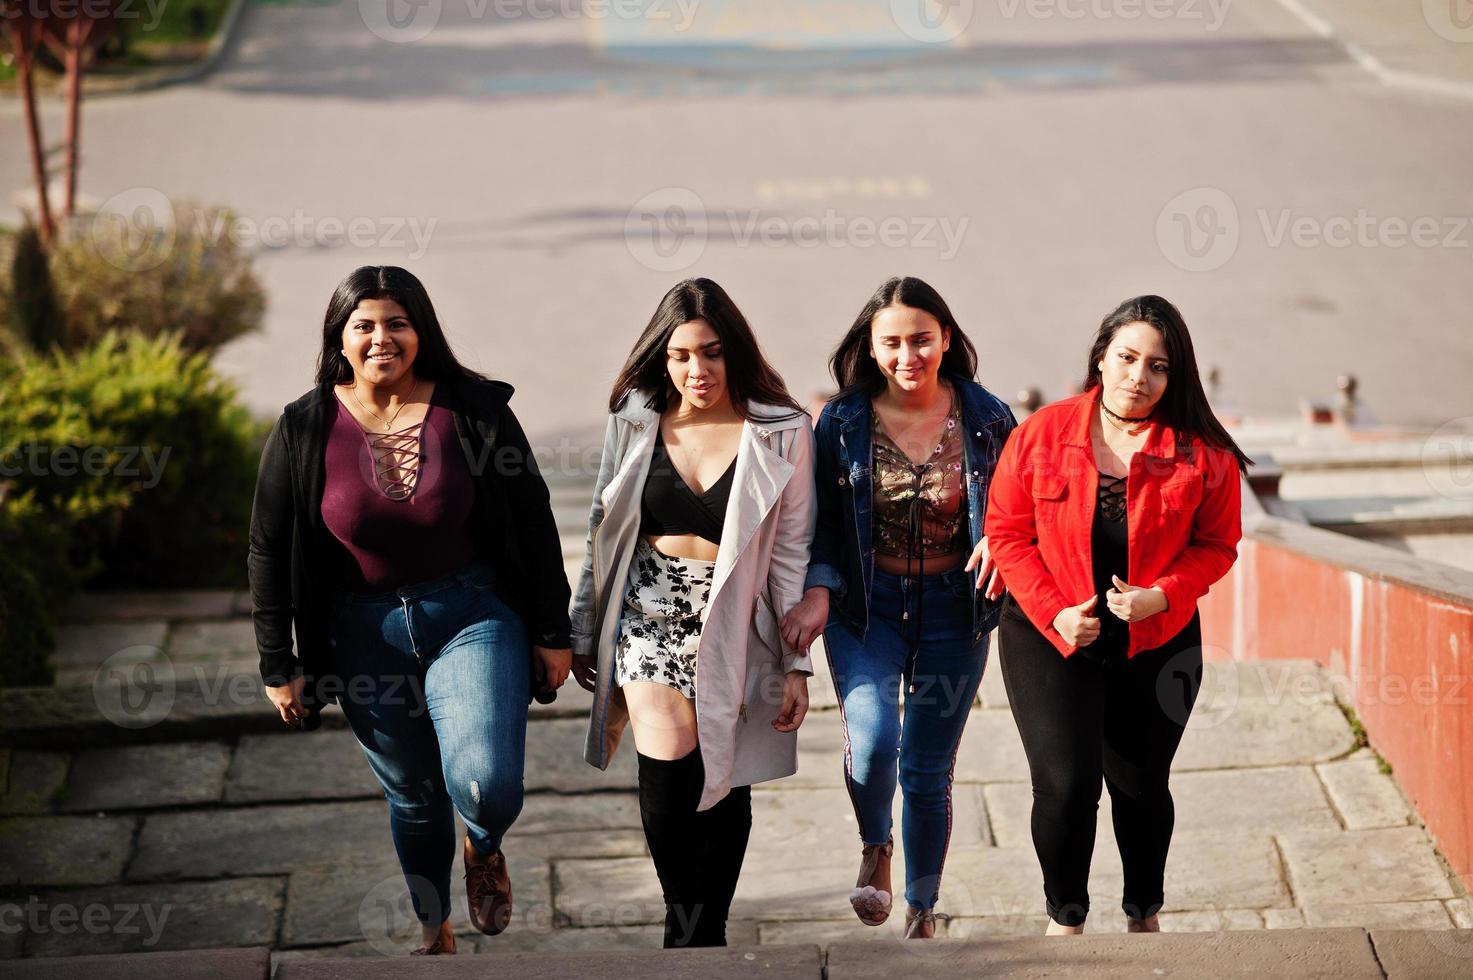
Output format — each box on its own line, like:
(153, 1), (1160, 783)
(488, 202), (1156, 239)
(1084, 471), (1129, 664)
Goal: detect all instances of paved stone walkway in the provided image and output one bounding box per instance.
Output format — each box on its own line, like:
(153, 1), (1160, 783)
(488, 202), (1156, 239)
(3, 580), (1469, 963)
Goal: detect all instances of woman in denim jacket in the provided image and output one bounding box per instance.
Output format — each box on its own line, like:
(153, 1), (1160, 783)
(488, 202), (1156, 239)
(781, 277), (1016, 938)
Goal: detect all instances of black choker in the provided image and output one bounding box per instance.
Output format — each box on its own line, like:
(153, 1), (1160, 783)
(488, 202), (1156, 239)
(1101, 401), (1152, 425)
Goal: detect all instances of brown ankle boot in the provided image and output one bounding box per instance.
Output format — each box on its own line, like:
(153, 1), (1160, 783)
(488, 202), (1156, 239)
(464, 836), (512, 936)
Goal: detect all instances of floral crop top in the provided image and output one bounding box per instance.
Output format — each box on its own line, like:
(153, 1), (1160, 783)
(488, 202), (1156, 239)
(871, 389), (967, 560)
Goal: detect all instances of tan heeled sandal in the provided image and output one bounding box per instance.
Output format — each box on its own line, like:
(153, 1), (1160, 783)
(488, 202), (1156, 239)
(903, 907), (949, 940)
(849, 838), (894, 926)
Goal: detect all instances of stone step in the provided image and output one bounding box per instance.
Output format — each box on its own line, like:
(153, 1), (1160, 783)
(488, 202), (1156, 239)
(11, 930), (1473, 978)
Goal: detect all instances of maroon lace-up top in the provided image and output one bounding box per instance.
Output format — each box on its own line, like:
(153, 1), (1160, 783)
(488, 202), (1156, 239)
(321, 384), (478, 592)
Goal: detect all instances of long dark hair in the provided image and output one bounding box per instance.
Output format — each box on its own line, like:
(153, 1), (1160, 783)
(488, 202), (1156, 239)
(829, 276), (979, 396)
(1085, 295), (1251, 472)
(608, 278), (803, 419)
(315, 266), (487, 385)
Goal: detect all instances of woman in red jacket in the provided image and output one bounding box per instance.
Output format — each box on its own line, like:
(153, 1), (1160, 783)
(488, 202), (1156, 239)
(984, 295), (1249, 935)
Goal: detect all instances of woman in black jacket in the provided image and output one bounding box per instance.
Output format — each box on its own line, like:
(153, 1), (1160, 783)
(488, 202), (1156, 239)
(248, 265), (572, 956)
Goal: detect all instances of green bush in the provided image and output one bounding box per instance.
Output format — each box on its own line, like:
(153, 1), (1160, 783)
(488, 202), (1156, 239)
(0, 489), (72, 687)
(0, 331), (268, 594)
(46, 202), (265, 354)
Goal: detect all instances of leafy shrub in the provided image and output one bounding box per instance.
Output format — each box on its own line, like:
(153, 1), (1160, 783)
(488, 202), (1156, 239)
(0, 330), (268, 596)
(45, 201), (265, 354)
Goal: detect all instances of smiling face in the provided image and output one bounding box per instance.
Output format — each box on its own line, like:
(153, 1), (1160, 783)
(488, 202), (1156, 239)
(870, 302), (950, 394)
(666, 318), (729, 411)
(1097, 320), (1169, 417)
(341, 297), (419, 388)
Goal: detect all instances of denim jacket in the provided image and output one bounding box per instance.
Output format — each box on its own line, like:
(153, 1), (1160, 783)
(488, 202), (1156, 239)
(804, 374), (1018, 645)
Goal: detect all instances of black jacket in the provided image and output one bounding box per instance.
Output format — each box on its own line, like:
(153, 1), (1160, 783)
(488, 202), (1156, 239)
(247, 375), (572, 722)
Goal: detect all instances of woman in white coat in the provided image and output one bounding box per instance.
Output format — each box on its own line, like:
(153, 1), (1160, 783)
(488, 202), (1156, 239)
(570, 278), (816, 949)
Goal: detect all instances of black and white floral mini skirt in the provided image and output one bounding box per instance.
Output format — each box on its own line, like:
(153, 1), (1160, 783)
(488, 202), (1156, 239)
(614, 538), (714, 700)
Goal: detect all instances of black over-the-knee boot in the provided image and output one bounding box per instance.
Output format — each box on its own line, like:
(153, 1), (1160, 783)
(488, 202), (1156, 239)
(637, 749), (706, 948)
(692, 783), (752, 946)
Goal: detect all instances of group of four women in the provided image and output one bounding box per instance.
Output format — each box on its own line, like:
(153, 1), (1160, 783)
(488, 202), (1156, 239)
(250, 266), (1246, 955)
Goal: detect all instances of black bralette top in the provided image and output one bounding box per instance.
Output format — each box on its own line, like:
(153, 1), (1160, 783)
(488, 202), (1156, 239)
(639, 430), (735, 546)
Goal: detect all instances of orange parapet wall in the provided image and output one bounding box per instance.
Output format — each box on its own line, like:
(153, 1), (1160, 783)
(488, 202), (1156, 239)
(1199, 508), (1473, 895)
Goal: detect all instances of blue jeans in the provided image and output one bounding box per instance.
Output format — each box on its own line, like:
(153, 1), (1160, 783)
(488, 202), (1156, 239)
(328, 560), (530, 925)
(823, 566), (989, 911)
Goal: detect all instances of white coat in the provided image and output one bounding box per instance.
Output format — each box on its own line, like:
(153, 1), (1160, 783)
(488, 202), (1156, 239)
(570, 393), (816, 810)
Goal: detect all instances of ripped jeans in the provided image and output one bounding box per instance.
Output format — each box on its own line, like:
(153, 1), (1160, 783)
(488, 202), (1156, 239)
(329, 559), (530, 925)
(823, 566), (989, 912)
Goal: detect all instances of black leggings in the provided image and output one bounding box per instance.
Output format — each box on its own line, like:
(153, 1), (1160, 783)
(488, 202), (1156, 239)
(637, 748), (752, 948)
(998, 599), (1203, 926)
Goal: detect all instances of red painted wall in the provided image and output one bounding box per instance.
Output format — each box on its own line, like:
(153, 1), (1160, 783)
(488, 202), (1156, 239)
(1200, 535), (1473, 894)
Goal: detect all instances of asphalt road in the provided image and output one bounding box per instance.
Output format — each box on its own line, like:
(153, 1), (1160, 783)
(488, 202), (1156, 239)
(4, 0), (1472, 440)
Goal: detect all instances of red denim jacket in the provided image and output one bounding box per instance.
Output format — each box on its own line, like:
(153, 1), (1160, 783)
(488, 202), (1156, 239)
(984, 387), (1242, 658)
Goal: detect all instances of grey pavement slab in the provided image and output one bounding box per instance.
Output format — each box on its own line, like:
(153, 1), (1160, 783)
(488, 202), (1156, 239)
(551, 857), (663, 927)
(1173, 681), (1356, 770)
(513, 791), (642, 834)
(1279, 827), (1457, 905)
(0, 815), (137, 887)
(129, 800), (391, 881)
(0, 917), (23, 959)
(983, 766), (1341, 847)
(1371, 928), (1473, 980)
(952, 710), (1032, 784)
(1315, 753), (1411, 829)
(283, 848), (551, 948)
(504, 828), (647, 861)
(51, 623), (171, 688)
(226, 729), (382, 804)
(783, 711), (850, 789)
(979, 651), (1009, 709)
(275, 944), (824, 980)
(1303, 902), (1452, 929)
(165, 620), (260, 664)
(526, 719), (637, 793)
(9, 946), (272, 980)
(824, 927), (1384, 979)
(23, 878), (284, 958)
(60, 741), (232, 812)
(60, 592), (242, 624)
(0, 750), (69, 816)
(746, 785), (988, 857)
(470, 922), (702, 953)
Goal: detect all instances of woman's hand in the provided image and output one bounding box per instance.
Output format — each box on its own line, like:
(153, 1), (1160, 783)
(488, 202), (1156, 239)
(1052, 595), (1102, 647)
(571, 654), (598, 693)
(772, 670), (810, 733)
(533, 646), (572, 692)
(780, 586), (830, 653)
(265, 675), (308, 727)
(1106, 576), (1169, 623)
(963, 535), (1005, 600)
